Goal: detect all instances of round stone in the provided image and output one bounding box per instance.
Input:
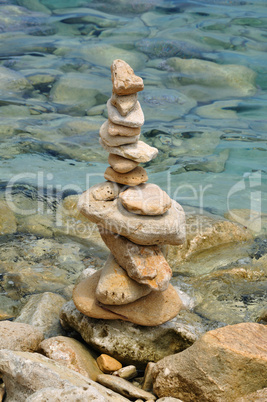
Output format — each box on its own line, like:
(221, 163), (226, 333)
(104, 166), (148, 186)
(108, 154), (139, 174)
(100, 120), (139, 147)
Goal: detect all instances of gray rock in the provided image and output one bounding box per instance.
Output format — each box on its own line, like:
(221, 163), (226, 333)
(111, 92), (137, 116)
(60, 301), (197, 369)
(15, 292), (66, 338)
(97, 374), (156, 400)
(27, 386), (107, 401)
(0, 321), (43, 352)
(0, 350), (129, 402)
(0, 66), (32, 93)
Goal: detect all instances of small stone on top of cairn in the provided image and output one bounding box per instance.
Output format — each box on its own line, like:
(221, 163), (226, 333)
(74, 59), (186, 326)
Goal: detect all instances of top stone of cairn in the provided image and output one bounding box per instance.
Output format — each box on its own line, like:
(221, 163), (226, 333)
(111, 59), (144, 96)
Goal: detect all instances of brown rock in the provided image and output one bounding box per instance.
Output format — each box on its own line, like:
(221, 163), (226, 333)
(104, 166), (148, 186)
(0, 321), (43, 352)
(95, 254), (151, 305)
(236, 388), (267, 401)
(0, 201), (17, 235)
(97, 354), (122, 373)
(99, 229), (172, 291)
(153, 323), (267, 401)
(119, 183), (172, 216)
(111, 59), (144, 96)
(111, 92), (137, 116)
(100, 120), (139, 147)
(108, 153), (139, 174)
(39, 336), (102, 381)
(100, 139), (158, 163)
(107, 99), (144, 128)
(108, 120), (141, 137)
(91, 181), (122, 201)
(73, 270), (183, 326)
(142, 362), (155, 392)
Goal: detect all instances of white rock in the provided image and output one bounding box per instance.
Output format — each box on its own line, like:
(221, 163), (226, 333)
(100, 139), (158, 163)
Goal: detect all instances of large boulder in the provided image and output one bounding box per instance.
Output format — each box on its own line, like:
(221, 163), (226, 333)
(0, 321), (43, 352)
(152, 323), (267, 401)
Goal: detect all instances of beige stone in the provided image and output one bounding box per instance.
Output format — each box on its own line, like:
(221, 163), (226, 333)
(100, 139), (158, 163)
(142, 362), (155, 392)
(39, 336), (102, 381)
(113, 365), (138, 380)
(0, 201), (17, 235)
(107, 99), (144, 128)
(119, 183), (172, 216)
(97, 354), (122, 373)
(100, 229), (172, 291)
(95, 254), (151, 305)
(111, 92), (137, 116)
(0, 321), (43, 352)
(108, 153), (139, 173)
(78, 188), (186, 246)
(104, 166), (148, 186)
(236, 388), (267, 401)
(111, 59), (144, 96)
(100, 120), (139, 146)
(108, 120), (141, 137)
(73, 271), (183, 326)
(153, 323), (267, 401)
(91, 181), (122, 201)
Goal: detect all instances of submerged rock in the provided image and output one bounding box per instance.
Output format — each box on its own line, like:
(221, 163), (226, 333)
(0, 201), (17, 235)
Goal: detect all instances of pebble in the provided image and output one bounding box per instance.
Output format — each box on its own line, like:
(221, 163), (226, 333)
(104, 166), (148, 186)
(100, 139), (158, 163)
(119, 183), (172, 216)
(96, 354), (122, 374)
(113, 365), (138, 380)
(100, 120), (140, 147)
(92, 181), (122, 201)
(107, 99), (144, 128)
(108, 153), (139, 173)
(111, 92), (137, 116)
(142, 362), (156, 392)
(95, 254), (151, 305)
(111, 59), (144, 96)
(108, 120), (141, 137)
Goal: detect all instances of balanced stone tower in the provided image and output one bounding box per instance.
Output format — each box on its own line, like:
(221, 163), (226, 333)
(74, 59), (186, 326)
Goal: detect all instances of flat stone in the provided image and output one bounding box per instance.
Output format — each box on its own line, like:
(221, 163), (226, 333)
(0, 321), (43, 352)
(100, 139), (158, 163)
(111, 59), (144, 96)
(97, 354), (122, 374)
(100, 229), (172, 291)
(113, 365), (138, 380)
(97, 374), (156, 400)
(73, 271), (183, 326)
(153, 323), (267, 401)
(104, 166), (148, 186)
(119, 183), (172, 216)
(111, 92), (138, 116)
(95, 254), (151, 305)
(107, 99), (144, 128)
(142, 362), (155, 392)
(108, 153), (139, 173)
(91, 181), (122, 201)
(78, 188), (186, 246)
(108, 120), (141, 137)
(100, 120), (139, 146)
(27, 386), (108, 402)
(39, 336), (102, 381)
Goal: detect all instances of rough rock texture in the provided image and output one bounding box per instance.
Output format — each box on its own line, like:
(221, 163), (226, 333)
(97, 374), (156, 400)
(235, 388), (267, 401)
(108, 120), (141, 137)
(152, 323), (267, 401)
(27, 386), (108, 402)
(100, 139), (158, 163)
(111, 59), (144, 95)
(107, 99), (144, 128)
(39, 336), (102, 381)
(91, 181), (122, 201)
(78, 189), (186, 246)
(100, 120), (139, 146)
(60, 300), (197, 368)
(100, 229), (172, 290)
(73, 270), (182, 326)
(108, 153), (139, 173)
(113, 365), (137, 380)
(15, 292), (66, 338)
(96, 354), (122, 373)
(95, 254), (151, 305)
(111, 92), (137, 116)
(119, 183), (172, 215)
(0, 321), (43, 352)
(104, 166), (148, 186)
(0, 201), (17, 235)
(0, 349), (129, 402)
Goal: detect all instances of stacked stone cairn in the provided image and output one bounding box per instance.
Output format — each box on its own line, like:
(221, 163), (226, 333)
(74, 59), (186, 326)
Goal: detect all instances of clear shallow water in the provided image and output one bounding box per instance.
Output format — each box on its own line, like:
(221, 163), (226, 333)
(0, 0), (266, 324)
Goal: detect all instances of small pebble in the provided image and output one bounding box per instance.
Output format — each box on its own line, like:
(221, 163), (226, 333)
(96, 354), (122, 373)
(113, 365), (138, 380)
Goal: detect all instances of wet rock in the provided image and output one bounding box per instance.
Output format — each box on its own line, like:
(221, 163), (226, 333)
(111, 92), (137, 116)
(153, 323), (267, 401)
(104, 166), (148, 186)
(100, 120), (140, 146)
(108, 153), (139, 173)
(136, 38), (203, 59)
(225, 208), (267, 235)
(39, 336), (102, 381)
(15, 292), (66, 338)
(107, 99), (144, 128)
(60, 300), (197, 368)
(111, 59), (144, 96)
(196, 100), (239, 119)
(0, 201), (17, 235)
(0, 321), (43, 352)
(182, 149), (230, 174)
(0, 349), (129, 401)
(0, 66), (32, 93)
(97, 374), (156, 400)
(96, 354), (122, 373)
